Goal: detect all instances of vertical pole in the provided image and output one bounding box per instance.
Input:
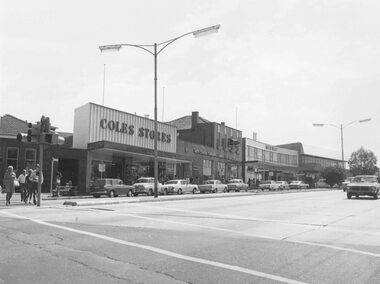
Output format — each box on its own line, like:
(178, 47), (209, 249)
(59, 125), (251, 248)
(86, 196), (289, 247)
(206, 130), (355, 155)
(154, 43), (158, 198)
(37, 143), (43, 207)
(340, 124), (344, 168)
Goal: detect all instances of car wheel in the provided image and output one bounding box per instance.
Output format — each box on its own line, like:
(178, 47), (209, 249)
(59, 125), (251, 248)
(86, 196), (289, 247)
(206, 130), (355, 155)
(127, 190), (133, 197)
(213, 188), (217, 193)
(149, 189), (154, 196)
(223, 188), (227, 193)
(177, 188), (183, 195)
(373, 192), (378, 200)
(347, 193), (352, 199)
(193, 188), (197, 194)
(93, 194), (100, 198)
(109, 191), (115, 198)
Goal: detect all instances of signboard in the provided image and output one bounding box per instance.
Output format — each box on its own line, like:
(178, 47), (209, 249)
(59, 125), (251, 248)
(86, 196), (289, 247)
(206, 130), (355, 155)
(98, 163), (106, 172)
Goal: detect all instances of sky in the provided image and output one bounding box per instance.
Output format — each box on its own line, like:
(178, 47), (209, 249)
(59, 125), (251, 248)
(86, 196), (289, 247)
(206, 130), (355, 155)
(1, 0), (379, 164)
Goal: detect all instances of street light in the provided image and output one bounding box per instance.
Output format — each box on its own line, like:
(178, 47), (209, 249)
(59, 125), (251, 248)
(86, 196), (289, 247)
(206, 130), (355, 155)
(99, 24), (221, 198)
(312, 118), (371, 166)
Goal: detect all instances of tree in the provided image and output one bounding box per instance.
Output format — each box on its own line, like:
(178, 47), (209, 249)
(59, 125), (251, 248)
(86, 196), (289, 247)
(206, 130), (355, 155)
(348, 147), (378, 176)
(321, 166), (345, 187)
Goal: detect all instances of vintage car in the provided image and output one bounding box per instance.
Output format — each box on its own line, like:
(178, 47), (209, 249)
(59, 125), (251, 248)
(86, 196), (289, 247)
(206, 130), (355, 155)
(342, 177), (355, 192)
(258, 180), (277, 191)
(133, 177), (163, 196)
(315, 179), (331, 188)
(162, 179), (198, 195)
(198, 180), (227, 193)
(90, 178), (134, 198)
(226, 179), (249, 192)
(289, 181), (309, 190)
(275, 181), (290, 190)
(346, 175), (380, 199)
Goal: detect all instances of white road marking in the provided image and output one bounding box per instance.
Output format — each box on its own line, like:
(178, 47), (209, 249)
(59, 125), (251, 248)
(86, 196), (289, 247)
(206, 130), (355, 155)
(0, 211), (308, 284)
(127, 202), (380, 236)
(89, 208), (380, 259)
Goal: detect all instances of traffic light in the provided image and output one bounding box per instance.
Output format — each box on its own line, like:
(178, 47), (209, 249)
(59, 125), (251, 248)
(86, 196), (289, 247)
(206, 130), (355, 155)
(41, 132), (65, 145)
(16, 132), (28, 142)
(26, 122), (40, 143)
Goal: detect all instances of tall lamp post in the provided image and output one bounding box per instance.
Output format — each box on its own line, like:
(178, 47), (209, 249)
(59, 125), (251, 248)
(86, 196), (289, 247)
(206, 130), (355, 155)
(313, 118), (371, 166)
(99, 24), (220, 198)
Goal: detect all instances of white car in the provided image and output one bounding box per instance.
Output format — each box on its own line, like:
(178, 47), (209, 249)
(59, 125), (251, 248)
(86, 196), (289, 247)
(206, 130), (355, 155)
(226, 179), (249, 192)
(259, 180), (277, 191)
(162, 179), (198, 195)
(133, 177), (162, 196)
(198, 180), (227, 193)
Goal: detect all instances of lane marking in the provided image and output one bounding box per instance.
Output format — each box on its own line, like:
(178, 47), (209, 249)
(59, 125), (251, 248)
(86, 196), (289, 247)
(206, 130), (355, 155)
(0, 211), (308, 284)
(88, 208), (380, 259)
(126, 203), (328, 227)
(125, 203), (380, 237)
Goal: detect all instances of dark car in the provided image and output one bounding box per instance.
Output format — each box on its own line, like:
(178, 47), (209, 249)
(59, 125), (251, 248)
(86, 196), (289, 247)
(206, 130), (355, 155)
(90, 178), (134, 198)
(346, 175), (380, 199)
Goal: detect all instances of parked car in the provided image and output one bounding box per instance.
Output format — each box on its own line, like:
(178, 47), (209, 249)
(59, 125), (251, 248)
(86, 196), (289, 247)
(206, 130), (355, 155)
(226, 179), (249, 192)
(259, 180), (277, 191)
(90, 178), (134, 198)
(315, 179), (331, 188)
(275, 181), (290, 190)
(289, 181), (309, 190)
(162, 179), (198, 195)
(133, 177), (163, 196)
(198, 180), (227, 193)
(342, 177), (355, 192)
(346, 175), (380, 199)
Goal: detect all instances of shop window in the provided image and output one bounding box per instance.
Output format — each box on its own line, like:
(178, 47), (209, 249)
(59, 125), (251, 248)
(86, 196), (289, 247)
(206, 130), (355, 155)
(203, 160), (212, 176)
(7, 147), (19, 171)
(25, 149), (36, 170)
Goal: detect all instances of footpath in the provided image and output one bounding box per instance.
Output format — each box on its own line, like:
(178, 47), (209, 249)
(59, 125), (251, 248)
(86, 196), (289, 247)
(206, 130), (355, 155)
(0, 188), (334, 208)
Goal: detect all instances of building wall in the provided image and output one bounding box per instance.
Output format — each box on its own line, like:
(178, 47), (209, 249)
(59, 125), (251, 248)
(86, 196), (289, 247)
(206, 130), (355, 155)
(73, 103), (177, 153)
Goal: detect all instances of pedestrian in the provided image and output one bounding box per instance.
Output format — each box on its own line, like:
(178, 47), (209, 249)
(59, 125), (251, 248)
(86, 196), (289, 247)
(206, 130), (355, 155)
(25, 169), (33, 204)
(3, 165), (17, 206)
(29, 164), (43, 205)
(18, 169), (27, 202)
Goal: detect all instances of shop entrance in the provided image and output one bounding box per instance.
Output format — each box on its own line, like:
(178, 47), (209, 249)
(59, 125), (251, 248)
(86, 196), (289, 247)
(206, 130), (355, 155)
(58, 159), (79, 187)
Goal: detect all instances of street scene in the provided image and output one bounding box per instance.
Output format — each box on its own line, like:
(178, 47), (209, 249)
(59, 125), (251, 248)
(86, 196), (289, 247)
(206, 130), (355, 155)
(0, 190), (379, 283)
(1, 1), (380, 283)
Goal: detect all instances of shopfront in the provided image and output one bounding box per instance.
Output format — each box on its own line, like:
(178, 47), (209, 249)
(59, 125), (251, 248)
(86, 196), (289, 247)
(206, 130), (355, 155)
(73, 103), (191, 190)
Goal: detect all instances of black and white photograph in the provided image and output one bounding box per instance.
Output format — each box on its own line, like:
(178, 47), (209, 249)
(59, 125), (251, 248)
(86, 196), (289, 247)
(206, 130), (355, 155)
(1, 1), (379, 283)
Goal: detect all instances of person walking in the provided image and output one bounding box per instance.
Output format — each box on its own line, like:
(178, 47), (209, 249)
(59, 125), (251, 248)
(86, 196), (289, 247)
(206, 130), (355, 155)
(30, 164), (43, 205)
(18, 169), (27, 202)
(25, 169), (33, 204)
(3, 166), (17, 206)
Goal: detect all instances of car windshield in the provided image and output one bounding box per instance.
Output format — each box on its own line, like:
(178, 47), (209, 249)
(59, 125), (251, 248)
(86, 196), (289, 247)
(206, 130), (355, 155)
(276, 181), (285, 184)
(260, 181), (270, 184)
(165, 180), (178, 185)
(290, 181), (300, 184)
(204, 181), (214, 184)
(352, 176), (378, 183)
(228, 180), (240, 183)
(136, 178), (151, 183)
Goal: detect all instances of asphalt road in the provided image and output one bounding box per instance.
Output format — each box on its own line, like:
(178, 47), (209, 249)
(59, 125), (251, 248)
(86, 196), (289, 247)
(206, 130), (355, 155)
(0, 190), (379, 284)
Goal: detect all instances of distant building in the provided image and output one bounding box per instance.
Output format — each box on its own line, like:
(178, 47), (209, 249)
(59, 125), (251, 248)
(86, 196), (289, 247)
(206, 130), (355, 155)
(167, 111), (242, 183)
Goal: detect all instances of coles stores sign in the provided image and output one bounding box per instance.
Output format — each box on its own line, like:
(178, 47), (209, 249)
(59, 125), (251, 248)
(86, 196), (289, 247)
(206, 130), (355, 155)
(100, 118), (172, 143)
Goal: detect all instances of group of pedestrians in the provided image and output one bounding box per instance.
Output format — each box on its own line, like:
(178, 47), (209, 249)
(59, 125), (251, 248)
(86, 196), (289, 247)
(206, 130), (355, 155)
(1, 164), (43, 206)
